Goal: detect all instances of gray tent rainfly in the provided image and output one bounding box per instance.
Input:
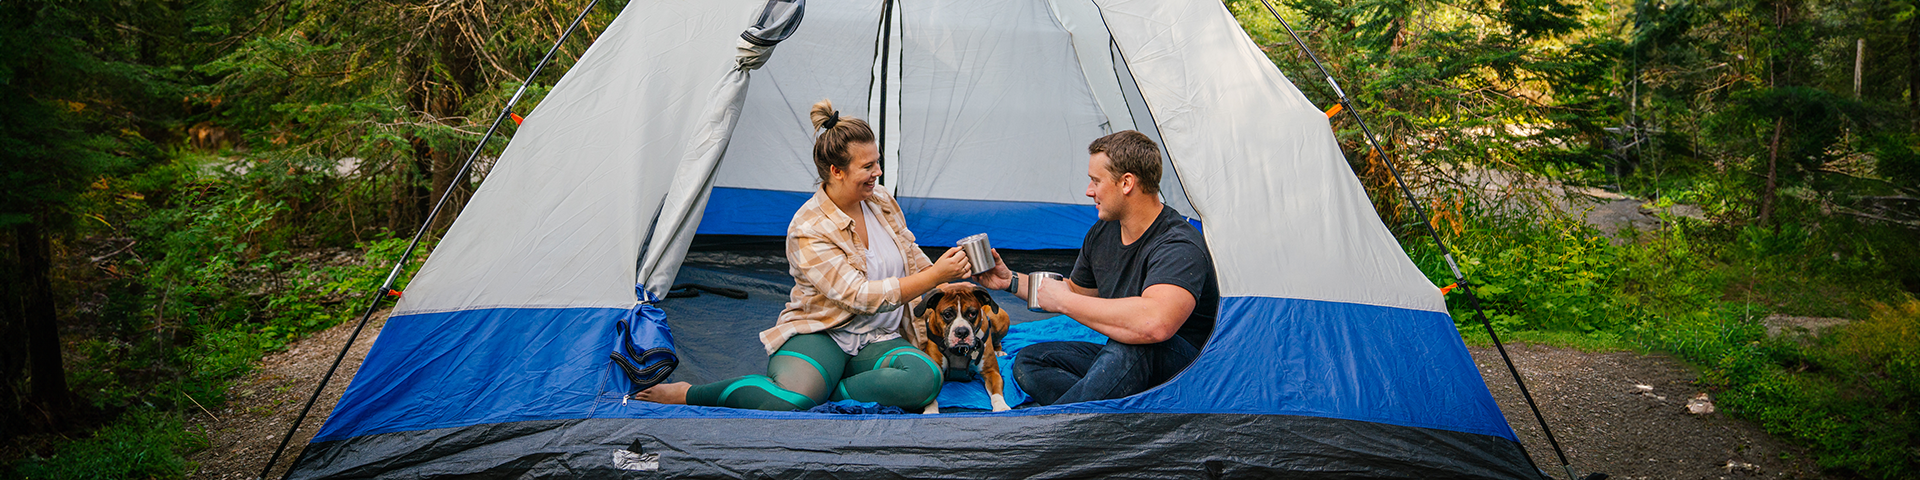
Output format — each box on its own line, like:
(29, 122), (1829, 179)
(281, 0), (1575, 478)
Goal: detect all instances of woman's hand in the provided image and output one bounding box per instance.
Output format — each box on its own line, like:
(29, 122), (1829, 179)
(897, 246), (975, 304)
(931, 246), (972, 282)
(970, 249), (1012, 291)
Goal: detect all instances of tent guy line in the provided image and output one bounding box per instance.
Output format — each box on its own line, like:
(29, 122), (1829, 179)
(1250, 1), (1597, 479)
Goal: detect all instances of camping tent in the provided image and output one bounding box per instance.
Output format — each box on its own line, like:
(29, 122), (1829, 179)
(286, 0), (1550, 478)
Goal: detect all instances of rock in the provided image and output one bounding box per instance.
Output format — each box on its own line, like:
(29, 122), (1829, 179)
(1762, 315), (1849, 338)
(1723, 460), (1759, 473)
(1688, 393), (1716, 415)
(1633, 384), (1667, 401)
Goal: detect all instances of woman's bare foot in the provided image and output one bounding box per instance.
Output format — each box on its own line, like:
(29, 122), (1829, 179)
(632, 382), (691, 404)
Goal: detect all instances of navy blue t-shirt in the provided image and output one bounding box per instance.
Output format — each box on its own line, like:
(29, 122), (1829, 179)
(1069, 205), (1219, 348)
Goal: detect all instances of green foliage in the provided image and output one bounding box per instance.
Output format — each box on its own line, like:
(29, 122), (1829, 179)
(17, 149), (433, 474)
(1617, 0), (1919, 230)
(0, 0), (152, 229)
(196, 0), (624, 237)
(1231, 0), (1624, 232)
(1430, 216), (1637, 333)
(66, 165), (425, 409)
(1869, 133), (1920, 192)
(1829, 301), (1920, 401)
(1700, 300), (1920, 477)
(1458, 327), (1630, 352)
(12, 408), (206, 479)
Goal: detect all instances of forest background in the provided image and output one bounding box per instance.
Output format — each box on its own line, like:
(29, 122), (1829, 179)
(2, 0), (1916, 477)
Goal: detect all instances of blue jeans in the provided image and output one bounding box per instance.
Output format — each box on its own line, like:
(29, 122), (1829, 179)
(1012, 337), (1199, 405)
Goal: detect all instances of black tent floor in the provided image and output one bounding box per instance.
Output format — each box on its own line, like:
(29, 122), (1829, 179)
(289, 411), (1548, 479)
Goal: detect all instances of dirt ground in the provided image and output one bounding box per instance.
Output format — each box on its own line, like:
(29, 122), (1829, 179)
(1479, 343), (1831, 480)
(186, 308), (1837, 479)
(187, 311), (387, 480)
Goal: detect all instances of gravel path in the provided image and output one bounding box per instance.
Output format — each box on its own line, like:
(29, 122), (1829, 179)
(188, 311), (387, 480)
(1478, 343), (1829, 479)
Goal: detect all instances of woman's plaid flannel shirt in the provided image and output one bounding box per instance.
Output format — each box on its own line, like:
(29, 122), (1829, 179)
(759, 186), (934, 354)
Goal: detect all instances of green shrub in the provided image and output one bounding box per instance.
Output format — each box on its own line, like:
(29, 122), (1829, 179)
(12, 409), (206, 480)
(1827, 301), (1920, 402)
(1735, 299), (1920, 477)
(1410, 210), (1650, 336)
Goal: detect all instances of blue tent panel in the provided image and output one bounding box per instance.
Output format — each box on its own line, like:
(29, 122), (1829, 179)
(314, 307), (631, 443)
(697, 187), (1097, 249)
(1110, 296), (1517, 441)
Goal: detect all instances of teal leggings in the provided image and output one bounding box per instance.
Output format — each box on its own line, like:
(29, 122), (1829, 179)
(685, 333), (941, 411)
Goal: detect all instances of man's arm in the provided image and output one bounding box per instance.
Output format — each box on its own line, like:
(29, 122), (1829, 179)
(1067, 279), (1097, 297)
(1035, 279), (1193, 345)
(970, 249), (1098, 300)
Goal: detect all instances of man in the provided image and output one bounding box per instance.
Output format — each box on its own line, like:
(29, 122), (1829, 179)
(973, 130), (1218, 405)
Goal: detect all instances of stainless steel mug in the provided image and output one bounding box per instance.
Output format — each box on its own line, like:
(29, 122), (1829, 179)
(1025, 271), (1064, 312)
(957, 233), (994, 276)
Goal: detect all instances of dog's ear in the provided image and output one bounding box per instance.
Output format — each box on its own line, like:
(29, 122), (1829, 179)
(970, 286), (1010, 341)
(913, 288), (945, 320)
(970, 287), (1000, 315)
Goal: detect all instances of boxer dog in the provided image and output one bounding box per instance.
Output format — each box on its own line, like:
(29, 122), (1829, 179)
(912, 283), (1011, 413)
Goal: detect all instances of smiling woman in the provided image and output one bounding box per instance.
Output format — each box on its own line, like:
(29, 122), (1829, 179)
(631, 99), (976, 412)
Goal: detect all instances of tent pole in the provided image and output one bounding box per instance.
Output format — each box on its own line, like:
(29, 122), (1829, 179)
(1250, 2), (1586, 479)
(254, 0), (604, 477)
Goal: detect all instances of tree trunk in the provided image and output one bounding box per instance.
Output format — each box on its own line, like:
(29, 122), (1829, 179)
(427, 148), (472, 233)
(1760, 117), (1784, 227)
(402, 21), (483, 234)
(1909, 11), (1917, 133)
(408, 133), (434, 230)
(1, 227), (26, 439)
(396, 51), (432, 234)
(433, 18), (481, 233)
(14, 219), (69, 428)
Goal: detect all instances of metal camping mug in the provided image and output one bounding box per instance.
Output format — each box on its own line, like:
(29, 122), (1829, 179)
(957, 233), (994, 276)
(1025, 271), (1064, 312)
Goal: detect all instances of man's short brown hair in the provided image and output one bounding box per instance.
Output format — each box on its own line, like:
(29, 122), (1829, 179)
(1088, 130), (1161, 195)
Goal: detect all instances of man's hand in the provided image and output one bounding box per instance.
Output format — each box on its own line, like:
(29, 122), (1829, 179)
(1030, 273), (1074, 313)
(970, 249), (1013, 291)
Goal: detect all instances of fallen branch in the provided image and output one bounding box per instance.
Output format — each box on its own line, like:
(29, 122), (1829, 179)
(90, 240), (138, 263)
(1836, 209), (1920, 229)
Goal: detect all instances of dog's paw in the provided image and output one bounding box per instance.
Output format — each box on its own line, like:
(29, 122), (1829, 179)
(922, 400), (941, 415)
(990, 394), (1011, 412)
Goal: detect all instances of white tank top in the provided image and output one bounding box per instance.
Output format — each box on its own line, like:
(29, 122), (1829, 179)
(827, 201), (907, 355)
